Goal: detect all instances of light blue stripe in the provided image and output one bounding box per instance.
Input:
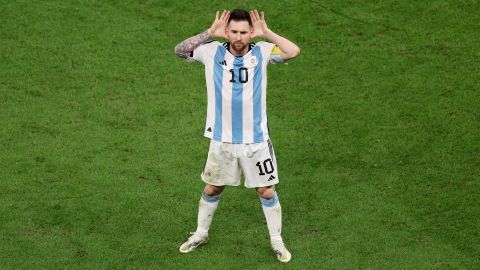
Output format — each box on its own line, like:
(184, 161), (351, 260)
(231, 57), (244, 143)
(252, 46), (264, 143)
(259, 191), (279, 207)
(213, 46), (227, 141)
(202, 193), (221, 203)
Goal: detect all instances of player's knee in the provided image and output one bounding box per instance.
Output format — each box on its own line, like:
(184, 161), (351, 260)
(256, 185), (275, 199)
(204, 184), (225, 196)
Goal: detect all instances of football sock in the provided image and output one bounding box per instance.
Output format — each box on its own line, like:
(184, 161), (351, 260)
(195, 193), (221, 236)
(260, 191), (283, 243)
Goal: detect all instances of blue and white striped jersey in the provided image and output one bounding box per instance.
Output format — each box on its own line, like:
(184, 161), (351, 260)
(190, 41), (278, 144)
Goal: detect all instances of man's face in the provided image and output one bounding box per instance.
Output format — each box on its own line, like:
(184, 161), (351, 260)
(226, 20), (253, 54)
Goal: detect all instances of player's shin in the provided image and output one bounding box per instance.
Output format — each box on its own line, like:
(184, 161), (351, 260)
(196, 193), (221, 236)
(260, 191), (282, 243)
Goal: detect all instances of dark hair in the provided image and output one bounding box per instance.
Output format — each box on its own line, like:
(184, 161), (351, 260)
(228, 9), (252, 26)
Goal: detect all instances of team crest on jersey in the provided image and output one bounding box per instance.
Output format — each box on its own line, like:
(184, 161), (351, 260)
(250, 56), (258, 66)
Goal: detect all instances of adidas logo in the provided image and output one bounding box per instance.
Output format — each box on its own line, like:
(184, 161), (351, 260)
(268, 175), (276, 181)
(218, 60), (227, 66)
(206, 127), (212, 132)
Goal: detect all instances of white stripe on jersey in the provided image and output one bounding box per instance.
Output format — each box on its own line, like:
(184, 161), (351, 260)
(242, 63), (254, 143)
(221, 52), (235, 142)
(260, 50), (269, 142)
(205, 59), (216, 135)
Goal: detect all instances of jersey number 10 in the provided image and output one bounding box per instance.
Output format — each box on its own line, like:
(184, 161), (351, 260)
(229, 68), (249, 83)
(256, 158), (274, 175)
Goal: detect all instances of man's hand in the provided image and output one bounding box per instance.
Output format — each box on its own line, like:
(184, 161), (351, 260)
(174, 10), (229, 59)
(208, 10), (230, 38)
(250, 9), (301, 61)
(250, 10), (270, 38)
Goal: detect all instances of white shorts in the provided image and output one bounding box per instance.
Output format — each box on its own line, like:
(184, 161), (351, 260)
(201, 139), (279, 188)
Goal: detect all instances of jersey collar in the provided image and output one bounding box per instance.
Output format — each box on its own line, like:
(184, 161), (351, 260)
(223, 42), (256, 57)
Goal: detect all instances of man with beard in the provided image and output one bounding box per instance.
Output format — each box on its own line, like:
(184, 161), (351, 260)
(174, 9), (300, 263)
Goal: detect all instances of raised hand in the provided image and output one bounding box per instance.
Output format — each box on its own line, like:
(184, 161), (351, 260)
(250, 10), (269, 38)
(208, 10), (230, 38)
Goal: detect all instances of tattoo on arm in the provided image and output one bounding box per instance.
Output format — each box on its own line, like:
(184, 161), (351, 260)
(174, 30), (210, 59)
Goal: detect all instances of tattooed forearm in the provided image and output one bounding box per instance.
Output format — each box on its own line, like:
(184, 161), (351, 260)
(174, 30), (211, 59)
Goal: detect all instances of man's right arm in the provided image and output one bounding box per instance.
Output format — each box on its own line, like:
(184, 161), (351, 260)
(174, 30), (211, 59)
(174, 10), (230, 59)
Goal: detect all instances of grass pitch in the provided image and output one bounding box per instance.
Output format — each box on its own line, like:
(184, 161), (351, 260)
(1, 1), (479, 269)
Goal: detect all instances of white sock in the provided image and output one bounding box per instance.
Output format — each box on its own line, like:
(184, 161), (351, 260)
(195, 193), (220, 236)
(260, 191), (283, 243)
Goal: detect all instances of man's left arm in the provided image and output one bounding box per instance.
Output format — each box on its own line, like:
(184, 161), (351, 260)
(263, 30), (301, 61)
(250, 10), (300, 62)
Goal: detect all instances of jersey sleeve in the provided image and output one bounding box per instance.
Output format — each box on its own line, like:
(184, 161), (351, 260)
(256, 42), (285, 65)
(188, 40), (219, 64)
(268, 46), (286, 64)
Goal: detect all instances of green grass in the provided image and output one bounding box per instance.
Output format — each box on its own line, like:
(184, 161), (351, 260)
(1, 0), (479, 269)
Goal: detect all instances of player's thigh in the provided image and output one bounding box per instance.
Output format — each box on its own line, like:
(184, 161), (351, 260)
(240, 139), (279, 188)
(201, 140), (241, 186)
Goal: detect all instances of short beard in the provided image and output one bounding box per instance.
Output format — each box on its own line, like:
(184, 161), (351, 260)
(232, 42), (248, 53)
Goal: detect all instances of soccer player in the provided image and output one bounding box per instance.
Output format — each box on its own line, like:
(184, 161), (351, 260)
(174, 9), (300, 263)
